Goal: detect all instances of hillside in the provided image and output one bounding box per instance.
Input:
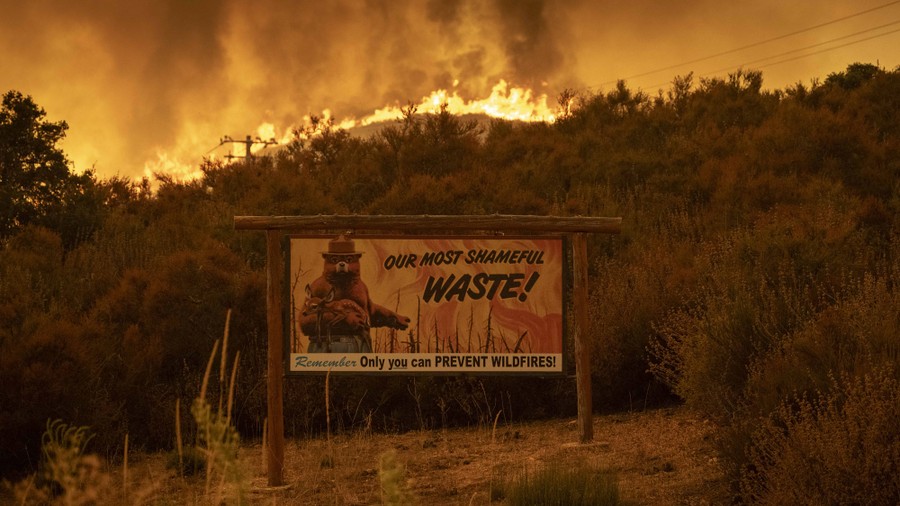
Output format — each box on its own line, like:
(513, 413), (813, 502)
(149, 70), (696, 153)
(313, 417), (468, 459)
(2, 63), (899, 503)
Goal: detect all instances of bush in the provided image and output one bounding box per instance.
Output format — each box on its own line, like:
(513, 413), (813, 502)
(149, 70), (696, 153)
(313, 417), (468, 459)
(742, 367), (900, 505)
(651, 228), (900, 497)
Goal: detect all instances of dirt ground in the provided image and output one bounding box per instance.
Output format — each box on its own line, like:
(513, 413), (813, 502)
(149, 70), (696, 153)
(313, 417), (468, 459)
(131, 405), (726, 505)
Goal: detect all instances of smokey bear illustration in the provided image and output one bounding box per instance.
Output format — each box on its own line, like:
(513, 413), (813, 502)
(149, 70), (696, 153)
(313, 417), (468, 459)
(300, 234), (411, 353)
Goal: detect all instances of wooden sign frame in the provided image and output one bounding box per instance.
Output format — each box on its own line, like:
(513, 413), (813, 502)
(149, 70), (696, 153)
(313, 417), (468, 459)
(234, 214), (622, 486)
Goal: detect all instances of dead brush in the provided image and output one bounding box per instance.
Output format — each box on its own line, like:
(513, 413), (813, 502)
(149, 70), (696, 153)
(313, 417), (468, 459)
(742, 366), (900, 505)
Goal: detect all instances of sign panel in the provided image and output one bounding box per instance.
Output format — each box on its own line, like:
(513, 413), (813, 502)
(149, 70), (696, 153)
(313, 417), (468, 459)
(286, 234), (566, 374)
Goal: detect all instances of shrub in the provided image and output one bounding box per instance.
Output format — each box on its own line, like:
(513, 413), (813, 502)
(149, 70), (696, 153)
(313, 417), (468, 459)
(651, 230), (900, 496)
(0, 319), (112, 479)
(38, 420), (97, 495)
(742, 367), (900, 505)
(8, 420), (112, 505)
(379, 450), (414, 506)
(648, 259), (818, 420)
(590, 234), (698, 410)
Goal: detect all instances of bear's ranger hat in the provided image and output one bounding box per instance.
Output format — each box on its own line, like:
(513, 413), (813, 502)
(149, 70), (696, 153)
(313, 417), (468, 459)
(323, 234), (362, 256)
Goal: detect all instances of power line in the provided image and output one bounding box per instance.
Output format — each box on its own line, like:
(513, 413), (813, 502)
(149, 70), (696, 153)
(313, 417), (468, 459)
(641, 24), (900, 90)
(594, 0), (900, 88)
(696, 21), (900, 77)
(209, 135), (278, 162)
(734, 26), (900, 72)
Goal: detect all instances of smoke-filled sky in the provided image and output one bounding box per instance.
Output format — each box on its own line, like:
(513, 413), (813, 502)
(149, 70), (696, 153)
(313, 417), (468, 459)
(2, 0), (899, 181)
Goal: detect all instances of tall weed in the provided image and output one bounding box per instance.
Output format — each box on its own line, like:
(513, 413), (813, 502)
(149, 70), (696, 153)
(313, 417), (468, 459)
(8, 420), (112, 505)
(190, 311), (249, 504)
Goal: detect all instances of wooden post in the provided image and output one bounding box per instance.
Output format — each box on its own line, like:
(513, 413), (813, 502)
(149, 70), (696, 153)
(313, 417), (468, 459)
(266, 230), (285, 486)
(572, 233), (593, 443)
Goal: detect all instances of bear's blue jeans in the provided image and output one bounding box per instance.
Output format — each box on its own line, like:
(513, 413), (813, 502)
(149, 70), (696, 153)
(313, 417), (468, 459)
(307, 334), (372, 353)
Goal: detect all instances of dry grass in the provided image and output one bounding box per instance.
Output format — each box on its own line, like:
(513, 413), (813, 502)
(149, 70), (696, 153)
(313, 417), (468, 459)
(115, 405), (726, 505)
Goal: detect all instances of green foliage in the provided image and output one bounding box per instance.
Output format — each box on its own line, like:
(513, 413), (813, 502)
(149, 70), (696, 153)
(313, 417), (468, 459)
(0, 91), (101, 244)
(493, 459), (620, 505)
(191, 397), (246, 501)
(9, 420), (112, 505)
(189, 330), (249, 504)
(825, 62), (881, 90)
(39, 420), (95, 491)
(378, 450), (414, 505)
(0, 91), (68, 236)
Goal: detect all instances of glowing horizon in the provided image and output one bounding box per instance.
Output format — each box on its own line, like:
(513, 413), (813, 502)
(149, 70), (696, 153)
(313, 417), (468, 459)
(143, 79), (557, 183)
(4, 0), (899, 183)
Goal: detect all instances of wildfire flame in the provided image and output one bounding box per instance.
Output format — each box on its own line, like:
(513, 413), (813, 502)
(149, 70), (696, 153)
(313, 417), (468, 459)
(144, 79), (555, 181)
(286, 79), (555, 142)
(144, 151), (204, 183)
(355, 79), (556, 127)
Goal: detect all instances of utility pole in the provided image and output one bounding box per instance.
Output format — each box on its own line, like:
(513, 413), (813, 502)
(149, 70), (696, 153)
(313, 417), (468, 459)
(217, 135), (278, 161)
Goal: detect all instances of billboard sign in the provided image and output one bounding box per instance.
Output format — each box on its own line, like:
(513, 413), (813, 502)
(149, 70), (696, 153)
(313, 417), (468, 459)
(286, 234), (566, 375)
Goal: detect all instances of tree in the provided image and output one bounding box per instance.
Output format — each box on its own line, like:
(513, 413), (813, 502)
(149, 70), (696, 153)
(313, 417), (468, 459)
(0, 90), (77, 239)
(825, 62), (881, 90)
